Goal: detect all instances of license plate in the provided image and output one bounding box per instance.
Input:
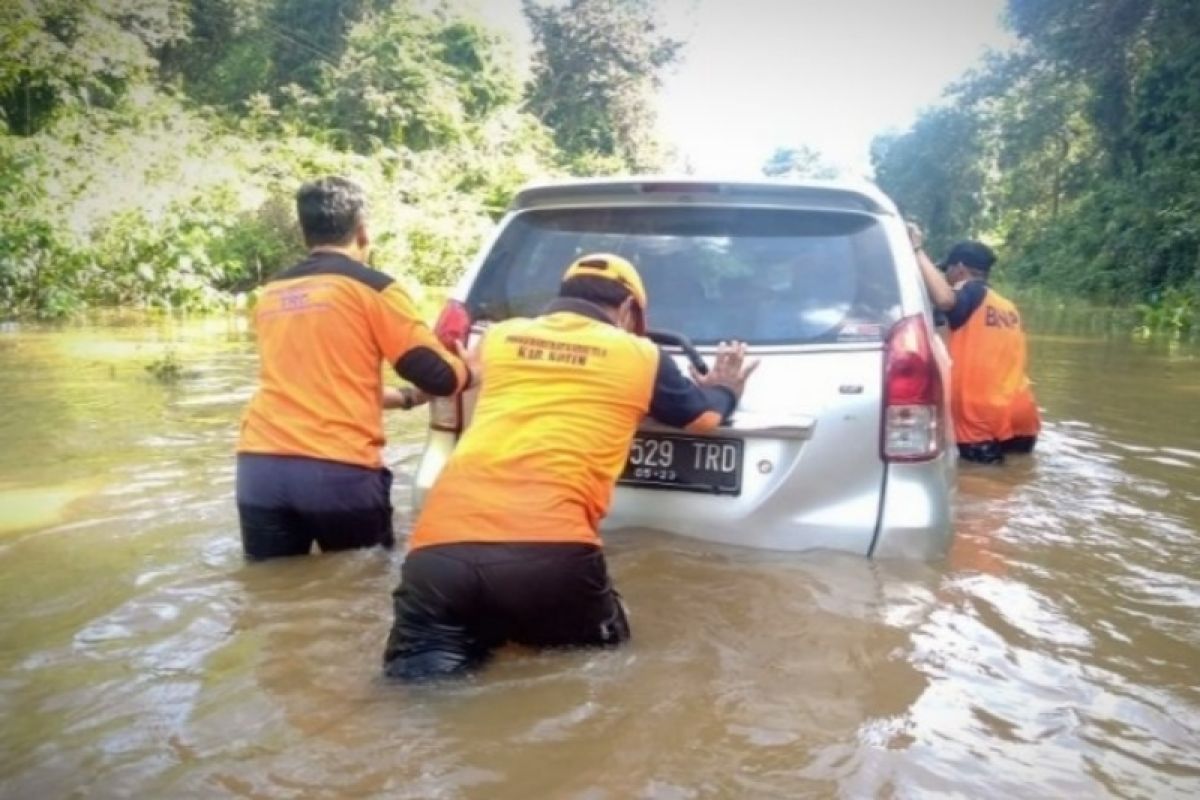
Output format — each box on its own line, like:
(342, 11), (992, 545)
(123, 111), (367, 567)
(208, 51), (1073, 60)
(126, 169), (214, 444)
(618, 432), (743, 495)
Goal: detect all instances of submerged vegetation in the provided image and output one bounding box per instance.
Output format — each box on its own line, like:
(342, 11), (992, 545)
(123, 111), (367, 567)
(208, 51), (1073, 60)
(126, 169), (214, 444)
(145, 348), (185, 383)
(0, 0), (680, 318)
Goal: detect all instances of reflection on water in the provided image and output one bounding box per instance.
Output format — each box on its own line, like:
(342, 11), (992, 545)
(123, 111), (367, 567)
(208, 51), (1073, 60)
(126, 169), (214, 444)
(1, 316), (1198, 798)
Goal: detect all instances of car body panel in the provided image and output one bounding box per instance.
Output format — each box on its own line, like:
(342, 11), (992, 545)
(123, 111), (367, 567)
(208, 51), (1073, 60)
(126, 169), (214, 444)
(413, 178), (956, 559)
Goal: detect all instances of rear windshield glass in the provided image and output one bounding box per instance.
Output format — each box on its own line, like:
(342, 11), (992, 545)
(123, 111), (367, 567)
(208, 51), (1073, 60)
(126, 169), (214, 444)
(466, 206), (902, 345)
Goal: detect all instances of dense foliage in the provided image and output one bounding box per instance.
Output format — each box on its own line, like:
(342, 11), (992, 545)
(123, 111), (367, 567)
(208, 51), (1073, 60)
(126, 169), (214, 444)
(524, 0), (681, 172)
(872, 0), (1200, 332)
(0, 0), (680, 317)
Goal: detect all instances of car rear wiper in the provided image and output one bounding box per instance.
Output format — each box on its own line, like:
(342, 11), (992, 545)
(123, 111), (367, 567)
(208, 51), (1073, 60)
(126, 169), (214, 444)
(647, 329), (709, 376)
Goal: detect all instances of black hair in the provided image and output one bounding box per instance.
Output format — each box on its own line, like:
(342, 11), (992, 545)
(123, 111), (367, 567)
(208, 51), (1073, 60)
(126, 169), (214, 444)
(558, 275), (632, 308)
(943, 240), (997, 273)
(296, 176), (366, 248)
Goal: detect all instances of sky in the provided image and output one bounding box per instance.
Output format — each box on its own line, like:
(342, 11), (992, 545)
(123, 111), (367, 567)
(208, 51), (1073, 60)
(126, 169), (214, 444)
(465, 0), (1017, 178)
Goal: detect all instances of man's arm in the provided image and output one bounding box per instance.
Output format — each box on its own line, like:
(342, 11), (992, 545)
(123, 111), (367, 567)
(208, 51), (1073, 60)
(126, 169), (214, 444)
(943, 281), (988, 331)
(648, 342), (758, 433)
(382, 385), (429, 410)
(907, 223), (957, 312)
(381, 333), (483, 409)
(368, 283), (471, 397)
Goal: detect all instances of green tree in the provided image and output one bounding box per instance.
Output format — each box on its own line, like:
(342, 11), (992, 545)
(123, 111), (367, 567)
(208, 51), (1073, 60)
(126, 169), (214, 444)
(949, 53), (1098, 248)
(869, 0), (1200, 320)
(309, 4), (519, 151)
(161, 0), (389, 109)
(762, 145), (838, 179)
(0, 0), (571, 316)
(1006, 0), (1157, 174)
(1002, 0), (1200, 301)
(523, 0), (682, 171)
(0, 0), (189, 135)
(871, 106), (988, 256)
(158, 0), (272, 104)
(0, 141), (83, 315)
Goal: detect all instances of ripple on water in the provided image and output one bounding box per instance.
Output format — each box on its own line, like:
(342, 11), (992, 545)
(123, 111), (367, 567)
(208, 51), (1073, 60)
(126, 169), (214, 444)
(3, 324), (1200, 798)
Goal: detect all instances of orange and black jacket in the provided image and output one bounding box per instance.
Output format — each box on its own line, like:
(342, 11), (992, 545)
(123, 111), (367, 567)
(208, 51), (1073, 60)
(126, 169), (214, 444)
(237, 252), (468, 469)
(946, 280), (1040, 445)
(411, 298), (737, 550)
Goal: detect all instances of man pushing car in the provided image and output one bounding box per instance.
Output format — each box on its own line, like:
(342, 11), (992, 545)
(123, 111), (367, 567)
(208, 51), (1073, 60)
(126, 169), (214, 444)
(383, 253), (758, 680)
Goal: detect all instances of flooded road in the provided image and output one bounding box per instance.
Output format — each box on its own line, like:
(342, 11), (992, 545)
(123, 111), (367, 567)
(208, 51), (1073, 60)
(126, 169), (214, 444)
(1, 316), (1198, 798)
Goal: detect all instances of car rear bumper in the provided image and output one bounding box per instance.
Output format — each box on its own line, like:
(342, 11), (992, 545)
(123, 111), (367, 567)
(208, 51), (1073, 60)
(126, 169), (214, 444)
(870, 459), (955, 559)
(412, 431), (954, 560)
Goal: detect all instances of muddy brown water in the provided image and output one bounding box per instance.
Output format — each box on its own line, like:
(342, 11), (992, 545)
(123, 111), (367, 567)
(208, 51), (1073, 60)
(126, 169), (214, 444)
(0, 316), (1198, 799)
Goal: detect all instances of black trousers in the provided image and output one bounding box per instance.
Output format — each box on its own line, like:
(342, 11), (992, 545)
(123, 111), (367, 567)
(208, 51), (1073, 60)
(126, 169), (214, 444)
(236, 453), (394, 560)
(383, 542), (630, 681)
(958, 435), (1038, 464)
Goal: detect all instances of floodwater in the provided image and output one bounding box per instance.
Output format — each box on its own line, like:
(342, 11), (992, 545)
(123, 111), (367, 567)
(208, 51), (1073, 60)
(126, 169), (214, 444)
(0, 315), (1198, 799)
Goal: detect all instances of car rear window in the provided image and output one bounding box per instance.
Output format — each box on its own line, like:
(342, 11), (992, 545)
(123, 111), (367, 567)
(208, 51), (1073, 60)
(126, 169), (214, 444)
(466, 206), (902, 345)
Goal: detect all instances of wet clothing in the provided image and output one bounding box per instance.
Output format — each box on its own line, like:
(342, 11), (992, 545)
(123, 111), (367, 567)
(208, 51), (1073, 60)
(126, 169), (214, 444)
(1007, 386), (1041, 442)
(236, 251), (467, 558)
(946, 280), (1041, 462)
(237, 453), (394, 559)
(958, 434), (1038, 464)
(944, 280), (989, 330)
(409, 298), (735, 551)
(237, 251), (468, 469)
(1001, 435), (1037, 454)
(384, 298), (737, 679)
(383, 542), (629, 680)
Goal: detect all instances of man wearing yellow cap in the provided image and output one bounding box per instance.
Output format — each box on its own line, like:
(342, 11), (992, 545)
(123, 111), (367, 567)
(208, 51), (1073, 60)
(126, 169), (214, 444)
(383, 253), (758, 680)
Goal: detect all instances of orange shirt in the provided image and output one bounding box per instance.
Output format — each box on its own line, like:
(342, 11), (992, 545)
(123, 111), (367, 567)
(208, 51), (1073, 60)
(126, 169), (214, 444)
(948, 286), (1040, 444)
(238, 252), (468, 469)
(411, 300), (736, 550)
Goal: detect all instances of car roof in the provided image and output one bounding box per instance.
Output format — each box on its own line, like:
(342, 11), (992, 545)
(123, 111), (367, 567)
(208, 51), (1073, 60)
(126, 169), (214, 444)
(510, 176), (899, 216)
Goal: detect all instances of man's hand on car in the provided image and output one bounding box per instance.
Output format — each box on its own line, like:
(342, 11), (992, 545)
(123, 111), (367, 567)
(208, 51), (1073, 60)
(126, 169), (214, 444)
(383, 385), (430, 410)
(452, 337), (484, 388)
(905, 221), (958, 311)
(906, 221), (925, 251)
(691, 341), (759, 399)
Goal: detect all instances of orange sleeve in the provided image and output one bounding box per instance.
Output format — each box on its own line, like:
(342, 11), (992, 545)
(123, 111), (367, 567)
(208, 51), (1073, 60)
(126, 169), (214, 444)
(684, 410), (724, 433)
(368, 283), (468, 397)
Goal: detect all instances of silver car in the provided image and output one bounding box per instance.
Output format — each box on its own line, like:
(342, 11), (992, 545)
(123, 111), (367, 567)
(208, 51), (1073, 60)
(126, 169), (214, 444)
(413, 178), (955, 559)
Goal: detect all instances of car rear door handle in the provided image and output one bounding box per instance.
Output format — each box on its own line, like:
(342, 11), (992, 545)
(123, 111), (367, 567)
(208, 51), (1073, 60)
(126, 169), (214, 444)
(639, 412), (817, 440)
(728, 411), (817, 440)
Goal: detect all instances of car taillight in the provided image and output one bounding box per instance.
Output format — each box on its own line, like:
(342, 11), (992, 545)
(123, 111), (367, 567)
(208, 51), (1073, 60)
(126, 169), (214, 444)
(430, 300), (471, 433)
(433, 299), (470, 349)
(881, 314), (943, 462)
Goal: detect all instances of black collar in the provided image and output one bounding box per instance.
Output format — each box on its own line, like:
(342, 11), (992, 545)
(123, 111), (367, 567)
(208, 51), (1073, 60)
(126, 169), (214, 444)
(273, 250), (390, 291)
(305, 249), (361, 266)
(543, 297), (616, 326)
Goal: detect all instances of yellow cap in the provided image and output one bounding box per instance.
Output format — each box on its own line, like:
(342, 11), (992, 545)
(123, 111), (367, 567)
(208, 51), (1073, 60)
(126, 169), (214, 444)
(561, 253), (649, 316)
